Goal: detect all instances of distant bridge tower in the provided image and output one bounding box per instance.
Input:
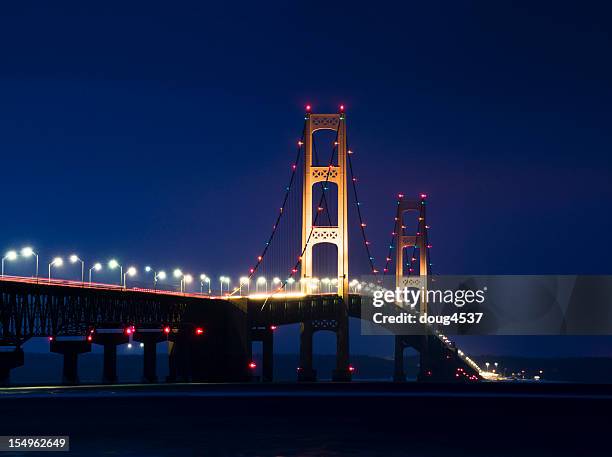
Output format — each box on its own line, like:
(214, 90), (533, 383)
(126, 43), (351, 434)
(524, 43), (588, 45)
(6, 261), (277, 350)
(395, 194), (428, 314)
(301, 109), (349, 300)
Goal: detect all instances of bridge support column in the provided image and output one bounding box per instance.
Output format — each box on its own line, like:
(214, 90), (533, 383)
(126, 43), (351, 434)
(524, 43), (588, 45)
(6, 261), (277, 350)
(298, 321), (316, 382)
(92, 333), (129, 384)
(50, 340), (91, 385)
(134, 331), (166, 383)
(251, 327), (274, 382)
(0, 346), (24, 386)
(332, 312), (351, 382)
(167, 335), (191, 383)
(393, 336), (406, 382)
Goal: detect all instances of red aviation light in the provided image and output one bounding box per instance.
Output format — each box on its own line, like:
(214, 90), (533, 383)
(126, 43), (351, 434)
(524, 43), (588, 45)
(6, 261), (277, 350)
(163, 326), (171, 335)
(195, 327), (204, 336)
(305, 104), (312, 112)
(249, 361), (257, 370)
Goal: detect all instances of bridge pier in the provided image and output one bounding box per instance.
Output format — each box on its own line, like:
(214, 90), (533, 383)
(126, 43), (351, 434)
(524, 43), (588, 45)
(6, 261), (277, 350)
(0, 346), (24, 386)
(251, 327), (274, 382)
(92, 332), (129, 384)
(298, 321), (316, 382)
(167, 333), (191, 383)
(50, 340), (91, 385)
(332, 313), (352, 382)
(133, 330), (166, 383)
(393, 335), (407, 382)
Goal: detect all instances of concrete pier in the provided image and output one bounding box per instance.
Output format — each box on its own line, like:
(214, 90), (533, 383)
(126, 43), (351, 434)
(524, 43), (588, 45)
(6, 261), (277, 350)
(50, 339), (91, 385)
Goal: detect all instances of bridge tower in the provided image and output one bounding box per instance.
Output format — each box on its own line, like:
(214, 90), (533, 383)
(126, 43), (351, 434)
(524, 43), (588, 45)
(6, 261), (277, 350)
(393, 194), (429, 382)
(394, 194), (428, 313)
(301, 109), (349, 299)
(299, 108), (351, 381)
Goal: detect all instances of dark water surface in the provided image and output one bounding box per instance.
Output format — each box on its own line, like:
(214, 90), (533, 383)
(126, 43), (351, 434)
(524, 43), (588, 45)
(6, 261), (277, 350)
(0, 382), (610, 456)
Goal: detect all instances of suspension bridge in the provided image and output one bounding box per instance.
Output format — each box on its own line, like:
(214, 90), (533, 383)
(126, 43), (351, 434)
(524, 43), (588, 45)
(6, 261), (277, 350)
(0, 107), (483, 385)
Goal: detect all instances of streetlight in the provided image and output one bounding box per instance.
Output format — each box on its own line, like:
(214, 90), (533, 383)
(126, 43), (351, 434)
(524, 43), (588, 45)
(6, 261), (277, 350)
(182, 274), (193, 292)
(154, 270), (166, 290)
(272, 277), (281, 291)
(123, 266), (137, 288)
(173, 268), (183, 292)
(331, 278), (339, 292)
(89, 262), (102, 283)
(286, 277), (295, 292)
(200, 274), (211, 294)
(108, 259), (122, 285)
(144, 266), (153, 286)
(70, 254), (85, 282)
(310, 277), (319, 294)
(20, 247), (39, 278)
(219, 276), (230, 295)
(1, 250), (18, 276)
(145, 266), (164, 289)
(256, 276), (267, 293)
(485, 362), (490, 372)
(322, 277), (331, 293)
(48, 257), (63, 281)
(239, 276), (250, 295)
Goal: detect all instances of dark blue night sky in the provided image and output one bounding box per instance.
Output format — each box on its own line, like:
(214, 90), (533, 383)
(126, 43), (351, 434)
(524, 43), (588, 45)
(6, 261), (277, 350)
(1, 1), (611, 357)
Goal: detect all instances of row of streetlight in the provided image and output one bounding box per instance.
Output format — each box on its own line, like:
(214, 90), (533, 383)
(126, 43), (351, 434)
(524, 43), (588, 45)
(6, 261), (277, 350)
(1, 247), (214, 290)
(2, 246), (368, 295)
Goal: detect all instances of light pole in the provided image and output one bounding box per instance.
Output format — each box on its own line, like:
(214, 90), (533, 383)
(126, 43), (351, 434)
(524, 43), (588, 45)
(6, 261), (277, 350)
(256, 276), (267, 293)
(287, 277), (295, 292)
(89, 262), (102, 283)
(219, 276), (230, 295)
(154, 270), (166, 290)
(1, 250), (18, 276)
(20, 247), (39, 278)
(272, 277), (281, 292)
(146, 266), (165, 289)
(123, 266), (137, 289)
(48, 257), (63, 281)
(108, 259), (122, 286)
(239, 276), (250, 295)
(145, 266), (153, 286)
(310, 278), (319, 294)
(199, 274), (211, 294)
(182, 274), (193, 293)
(485, 362), (490, 372)
(173, 269), (183, 292)
(322, 277), (331, 293)
(70, 254), (85, 283)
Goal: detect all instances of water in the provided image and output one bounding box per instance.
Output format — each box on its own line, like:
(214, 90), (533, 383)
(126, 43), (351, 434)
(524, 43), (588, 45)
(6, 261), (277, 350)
(0, 383), (610, 456)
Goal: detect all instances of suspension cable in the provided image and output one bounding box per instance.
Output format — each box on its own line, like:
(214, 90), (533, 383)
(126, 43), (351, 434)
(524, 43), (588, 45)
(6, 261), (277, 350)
(346, 140), (378, 276)
(260, 115), (341, 309)
(232, 122), (307, 296)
